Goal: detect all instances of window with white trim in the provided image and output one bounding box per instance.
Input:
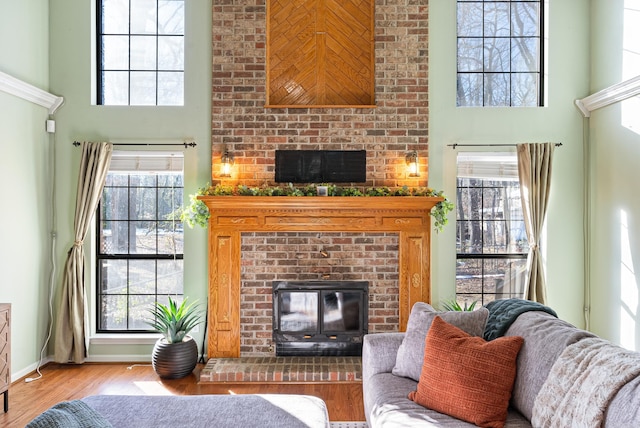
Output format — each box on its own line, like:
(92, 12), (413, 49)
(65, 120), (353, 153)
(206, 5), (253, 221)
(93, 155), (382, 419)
(96, 151), (184, 332)
(97, 0), (185, 105)
(456, 152), (529, 307)
(457, 0), (544, 107)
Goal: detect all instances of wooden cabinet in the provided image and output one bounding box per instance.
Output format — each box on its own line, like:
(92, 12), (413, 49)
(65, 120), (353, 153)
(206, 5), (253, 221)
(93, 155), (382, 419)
(0, 303), (9, 412)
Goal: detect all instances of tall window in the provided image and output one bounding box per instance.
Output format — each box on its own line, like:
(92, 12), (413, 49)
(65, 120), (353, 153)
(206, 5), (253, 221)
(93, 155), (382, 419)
(97, 0), (185, 105)
(457, 0), (544, 107)
(456, 152), (528, 307)
(97, 151), (184, 332)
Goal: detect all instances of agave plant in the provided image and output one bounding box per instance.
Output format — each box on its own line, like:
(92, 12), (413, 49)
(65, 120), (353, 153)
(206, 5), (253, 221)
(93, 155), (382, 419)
(146, 297), (204, 343)
(440, 299), (478, 312)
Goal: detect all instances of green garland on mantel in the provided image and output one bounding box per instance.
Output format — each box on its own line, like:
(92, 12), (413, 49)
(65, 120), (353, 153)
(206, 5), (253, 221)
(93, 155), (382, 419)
(181, 183), (454, 231)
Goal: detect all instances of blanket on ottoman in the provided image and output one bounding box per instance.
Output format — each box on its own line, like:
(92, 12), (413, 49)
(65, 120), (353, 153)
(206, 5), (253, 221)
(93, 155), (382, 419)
(26, 400), (112, 428)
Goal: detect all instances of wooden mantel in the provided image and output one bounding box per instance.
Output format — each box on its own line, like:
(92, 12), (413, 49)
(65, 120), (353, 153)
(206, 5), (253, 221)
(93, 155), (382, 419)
(200, 196), (443, 358)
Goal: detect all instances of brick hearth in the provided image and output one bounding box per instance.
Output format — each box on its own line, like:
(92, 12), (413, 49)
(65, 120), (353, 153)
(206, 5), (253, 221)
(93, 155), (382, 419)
(199, 356), (362, 383)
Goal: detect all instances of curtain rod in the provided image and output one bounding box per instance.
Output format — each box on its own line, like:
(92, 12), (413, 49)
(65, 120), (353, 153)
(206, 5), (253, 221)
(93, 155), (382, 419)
(448, 143), (562, 149)
(73, 141), (197, 148)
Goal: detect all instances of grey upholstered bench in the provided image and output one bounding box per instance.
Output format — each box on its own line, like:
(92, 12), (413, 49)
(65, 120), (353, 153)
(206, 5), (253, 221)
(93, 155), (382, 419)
(81, 394), (330, 428)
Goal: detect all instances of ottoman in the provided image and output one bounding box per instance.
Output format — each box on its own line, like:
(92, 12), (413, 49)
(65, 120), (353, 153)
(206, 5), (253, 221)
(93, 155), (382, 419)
(81, 394), (330, 428)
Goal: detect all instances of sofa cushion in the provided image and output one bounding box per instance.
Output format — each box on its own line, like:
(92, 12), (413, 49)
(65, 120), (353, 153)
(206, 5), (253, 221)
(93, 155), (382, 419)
(365, 372), (531, 428)
(408, 317), (524, 428)
(392, 302), (489, 381)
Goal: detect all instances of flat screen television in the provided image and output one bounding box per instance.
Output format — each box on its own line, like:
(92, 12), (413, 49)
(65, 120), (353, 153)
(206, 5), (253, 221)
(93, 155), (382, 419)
(274, 150), (366, 183)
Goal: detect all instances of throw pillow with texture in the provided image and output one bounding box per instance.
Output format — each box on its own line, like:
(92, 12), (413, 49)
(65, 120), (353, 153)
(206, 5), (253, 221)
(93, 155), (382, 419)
(392, 302), (489, 381)
(408, 316), (524, 428)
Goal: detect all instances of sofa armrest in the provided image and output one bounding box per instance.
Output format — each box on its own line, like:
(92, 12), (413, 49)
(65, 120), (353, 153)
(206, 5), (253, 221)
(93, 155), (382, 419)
(362, 333), (405, 381)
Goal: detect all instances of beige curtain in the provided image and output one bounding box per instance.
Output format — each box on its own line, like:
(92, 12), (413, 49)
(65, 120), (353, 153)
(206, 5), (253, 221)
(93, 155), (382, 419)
(54, 142), (113, 363)
(517, 143), (555, 304)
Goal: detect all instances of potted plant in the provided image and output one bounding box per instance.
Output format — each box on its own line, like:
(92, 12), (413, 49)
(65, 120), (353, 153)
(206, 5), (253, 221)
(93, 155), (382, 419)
(440, 298), (478, 311)
(145, 296), (204, 379)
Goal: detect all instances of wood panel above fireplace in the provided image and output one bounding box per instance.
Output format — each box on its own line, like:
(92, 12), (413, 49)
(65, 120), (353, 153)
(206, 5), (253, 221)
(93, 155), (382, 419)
(199, 196), (443, 358)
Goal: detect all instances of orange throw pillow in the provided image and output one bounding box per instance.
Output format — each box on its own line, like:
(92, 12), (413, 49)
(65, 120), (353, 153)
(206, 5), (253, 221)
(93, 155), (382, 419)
(408, 316), (524, 428)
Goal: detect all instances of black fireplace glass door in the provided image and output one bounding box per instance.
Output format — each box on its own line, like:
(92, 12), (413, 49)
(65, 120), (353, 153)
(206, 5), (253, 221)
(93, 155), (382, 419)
(322, 291), (362, 332)
(278, 291), (318, 332)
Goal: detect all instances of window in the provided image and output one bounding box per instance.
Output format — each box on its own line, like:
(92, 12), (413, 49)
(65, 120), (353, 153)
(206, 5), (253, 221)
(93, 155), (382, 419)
(457, 0), (544, 107)
(97, 0), (185, 105)
(97, 151), (184, 333)
(456, 152), (529, 307)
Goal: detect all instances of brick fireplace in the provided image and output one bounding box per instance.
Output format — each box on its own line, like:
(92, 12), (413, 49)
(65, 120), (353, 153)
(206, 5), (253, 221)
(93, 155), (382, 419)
(206, 0), (432, 360)
(200, 196), (441, 359)
(241, 233), (397, 356)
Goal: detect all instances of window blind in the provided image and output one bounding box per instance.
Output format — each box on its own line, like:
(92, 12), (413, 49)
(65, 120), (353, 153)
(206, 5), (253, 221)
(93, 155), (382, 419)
(457, 152), (518, 181)
(109, 151), (184, 173)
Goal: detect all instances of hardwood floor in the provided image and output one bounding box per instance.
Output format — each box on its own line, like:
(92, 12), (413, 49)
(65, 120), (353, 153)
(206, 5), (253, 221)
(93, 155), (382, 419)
(1, 363), (365, 427)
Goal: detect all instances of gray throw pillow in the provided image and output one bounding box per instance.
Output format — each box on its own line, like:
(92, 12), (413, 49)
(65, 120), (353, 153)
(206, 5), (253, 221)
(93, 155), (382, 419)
(392, 302), (489, 382)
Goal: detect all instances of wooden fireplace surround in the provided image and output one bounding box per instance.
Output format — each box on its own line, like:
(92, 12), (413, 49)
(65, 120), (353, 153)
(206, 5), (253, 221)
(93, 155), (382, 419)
(199, 196), (443, 358)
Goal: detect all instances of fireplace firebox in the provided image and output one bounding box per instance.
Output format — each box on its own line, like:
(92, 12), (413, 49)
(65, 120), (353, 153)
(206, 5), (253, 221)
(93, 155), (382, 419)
(272, 281), (369, 356)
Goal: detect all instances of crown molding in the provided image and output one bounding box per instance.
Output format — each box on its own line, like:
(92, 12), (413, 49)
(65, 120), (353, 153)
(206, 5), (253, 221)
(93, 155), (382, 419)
(0, 70), (64, 115)
(576, 74), (640, 117)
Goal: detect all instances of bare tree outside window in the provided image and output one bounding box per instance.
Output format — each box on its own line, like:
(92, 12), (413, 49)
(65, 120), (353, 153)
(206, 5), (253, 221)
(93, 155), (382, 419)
(97, 170), (184, 332)
(98, 0), (185, 106)
(455, 153), (529, 307)
(457, 0), (543, 107)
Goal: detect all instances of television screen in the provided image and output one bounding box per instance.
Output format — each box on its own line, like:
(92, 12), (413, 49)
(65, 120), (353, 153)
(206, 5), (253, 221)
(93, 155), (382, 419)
(275, 150), (366, 183)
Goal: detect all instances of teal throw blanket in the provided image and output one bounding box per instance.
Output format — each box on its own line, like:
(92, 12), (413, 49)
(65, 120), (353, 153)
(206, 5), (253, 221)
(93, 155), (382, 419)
(26, 400), (113, 428)
(483, 298), (557, 341)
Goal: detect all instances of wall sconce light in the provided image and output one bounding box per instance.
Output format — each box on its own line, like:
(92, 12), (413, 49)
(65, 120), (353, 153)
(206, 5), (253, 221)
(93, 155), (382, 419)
(406, 151), (420, 177)
(221, 150), (234, 177)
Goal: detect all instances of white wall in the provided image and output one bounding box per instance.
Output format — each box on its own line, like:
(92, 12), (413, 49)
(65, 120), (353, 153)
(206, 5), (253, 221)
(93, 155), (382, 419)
(588, 0), (640, 350)
(0, 0), (57, 379)
(428, 0), (591, 327)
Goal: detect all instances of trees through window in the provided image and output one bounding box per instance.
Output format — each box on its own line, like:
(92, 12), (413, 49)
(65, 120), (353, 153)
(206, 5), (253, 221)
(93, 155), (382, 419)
(97, 0), (185, 105)
(96, 151), (184, 332)
(455, 152), (529, 307)
(457, 0), (544, 107)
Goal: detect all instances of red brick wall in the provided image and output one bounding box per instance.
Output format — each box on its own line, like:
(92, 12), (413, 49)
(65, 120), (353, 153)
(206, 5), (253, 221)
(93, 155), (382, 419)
(211, 0), (429, 187)
(240, 232), (399, 356)
(212, 0), (428, 356)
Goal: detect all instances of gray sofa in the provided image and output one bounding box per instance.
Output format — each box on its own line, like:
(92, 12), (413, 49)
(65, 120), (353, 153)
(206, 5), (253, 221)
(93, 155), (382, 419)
(363, 307), (640, 427)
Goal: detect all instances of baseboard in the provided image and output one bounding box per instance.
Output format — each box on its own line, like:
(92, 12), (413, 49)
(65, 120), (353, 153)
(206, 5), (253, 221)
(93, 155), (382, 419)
(12, 353), (207, 381)
(11, 356), (53, 383)
(84, 354), (152, 363)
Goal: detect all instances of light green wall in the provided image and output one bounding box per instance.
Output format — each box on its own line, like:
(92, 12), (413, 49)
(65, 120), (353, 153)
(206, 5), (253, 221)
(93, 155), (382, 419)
(8, 0), (639, 373)
(0, 0), (55, 379)
(48, 0), (212, 360)
(428, 0), (590, 327)
(588, 0), (640, 350)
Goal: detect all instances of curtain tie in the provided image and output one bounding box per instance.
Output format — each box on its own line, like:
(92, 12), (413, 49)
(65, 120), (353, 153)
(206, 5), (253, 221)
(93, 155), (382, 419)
(529, 243), (539, 250)
(73, 240), (84, 247)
